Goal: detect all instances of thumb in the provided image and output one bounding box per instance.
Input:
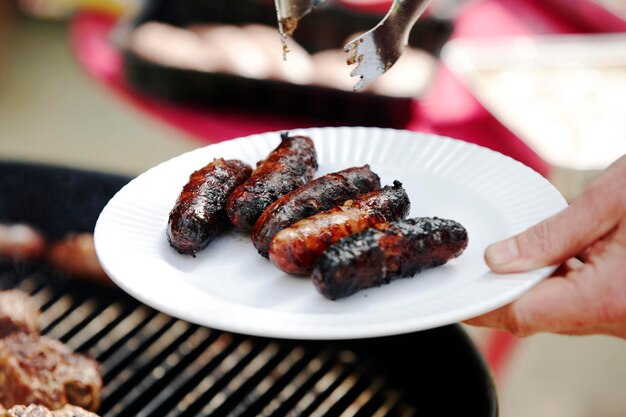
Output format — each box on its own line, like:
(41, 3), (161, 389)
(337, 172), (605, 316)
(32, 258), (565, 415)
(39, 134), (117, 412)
(485, 173), (623, 274)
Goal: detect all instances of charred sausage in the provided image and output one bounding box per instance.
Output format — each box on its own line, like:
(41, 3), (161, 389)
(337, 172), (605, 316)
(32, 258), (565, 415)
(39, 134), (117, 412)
(251, 165), (381, 258)
(311, 217), (468, 300)
(269, 181), (410, 275)
(167, 158), (252, 255)
(226, 133), (317, 231)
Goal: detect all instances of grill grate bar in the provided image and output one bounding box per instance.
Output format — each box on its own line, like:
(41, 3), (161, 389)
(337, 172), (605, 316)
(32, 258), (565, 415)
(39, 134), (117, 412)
(16, 276), (42, 294)
(171, 339), (263, 417)
(370, 391), (405, 417)
(259, 352), (337, 417)
(338, 378), (386, 417)
(194, 342), (286, 417)
(134, 330), (229, 417)
(99, 312), (175, 385)
(100, 319), (194, 410)
(232, 345), (308, 417)
(90, 306), (154, 361)
(163, 334), (243, 417)
(57, 301), (113, 344)
(107, 326), (216, 417)
(31, 286), (56, 311)
(292, 362), (352, 416)
(309, 373), (363, 417)
(39, 294), (75, 332)
(64, 303), (125, 351)
(44, 299), (101, 341)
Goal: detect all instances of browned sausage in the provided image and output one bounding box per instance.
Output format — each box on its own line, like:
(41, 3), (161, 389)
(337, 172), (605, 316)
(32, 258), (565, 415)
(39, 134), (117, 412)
(251, 165), (381, 258)
(167, 158), (252, 255)
(47, 233), (111, 285)
(226, 133), (317, 231)
(311, 217), (468, 300)
(269, 181), (410, 275)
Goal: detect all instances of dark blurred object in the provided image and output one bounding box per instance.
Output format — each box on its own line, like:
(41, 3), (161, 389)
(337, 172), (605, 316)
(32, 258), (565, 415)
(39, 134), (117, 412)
(121, 0), (453, 127)
(541, 0), (626, 31)
(0, 162), (129, 243)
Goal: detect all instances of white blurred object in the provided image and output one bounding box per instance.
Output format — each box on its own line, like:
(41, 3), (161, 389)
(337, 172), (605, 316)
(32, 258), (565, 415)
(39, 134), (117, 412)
(127, 22), (315, 84)
(311, 46), (437, 97)
(128, 22), (224, 72)
(241, 24), (314, 85)
(444, 34), (626, 200)
(190, 25), (275, 80)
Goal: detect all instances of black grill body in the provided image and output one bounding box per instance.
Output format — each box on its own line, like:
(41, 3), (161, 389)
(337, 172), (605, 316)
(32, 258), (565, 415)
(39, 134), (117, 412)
(0, 162), (497, 417)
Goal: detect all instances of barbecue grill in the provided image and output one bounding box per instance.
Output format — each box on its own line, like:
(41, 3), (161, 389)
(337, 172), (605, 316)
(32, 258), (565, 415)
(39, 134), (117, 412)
(0, 162), (498, 417)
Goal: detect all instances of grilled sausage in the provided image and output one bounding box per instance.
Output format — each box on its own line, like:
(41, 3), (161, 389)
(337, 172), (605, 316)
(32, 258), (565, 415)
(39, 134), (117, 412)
(251, 165), (381, 257)
(311, 217), (468, 300)
(269, 181), (410, 275)
(47, 233), (111, 285)
(167, 158), (252, 255)
(226, 133), (317, 231)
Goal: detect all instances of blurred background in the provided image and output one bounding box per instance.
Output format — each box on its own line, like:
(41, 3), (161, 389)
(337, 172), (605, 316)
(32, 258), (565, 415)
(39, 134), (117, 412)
(1, 0), (625, 415)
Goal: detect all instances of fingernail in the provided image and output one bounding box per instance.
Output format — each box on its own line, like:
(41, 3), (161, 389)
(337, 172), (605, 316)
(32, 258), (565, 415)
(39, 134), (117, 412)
(485, 238), (519, 266)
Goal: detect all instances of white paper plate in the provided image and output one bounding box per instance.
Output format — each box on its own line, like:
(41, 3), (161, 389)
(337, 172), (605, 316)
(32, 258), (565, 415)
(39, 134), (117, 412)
(94, 127), (566, 340)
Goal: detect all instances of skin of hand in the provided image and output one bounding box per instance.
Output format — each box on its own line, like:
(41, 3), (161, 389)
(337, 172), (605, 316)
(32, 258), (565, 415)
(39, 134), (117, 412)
(465, 154), (626, 338)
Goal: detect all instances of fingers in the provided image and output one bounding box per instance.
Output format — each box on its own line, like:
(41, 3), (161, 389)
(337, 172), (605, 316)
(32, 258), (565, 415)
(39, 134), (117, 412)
(466, 250), (626, 338)
(464, 273), (588, 337)
(485, 156), (626, 274)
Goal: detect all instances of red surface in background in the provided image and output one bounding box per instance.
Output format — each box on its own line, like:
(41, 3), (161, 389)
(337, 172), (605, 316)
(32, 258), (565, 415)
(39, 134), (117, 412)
(69, 0), (597, 379)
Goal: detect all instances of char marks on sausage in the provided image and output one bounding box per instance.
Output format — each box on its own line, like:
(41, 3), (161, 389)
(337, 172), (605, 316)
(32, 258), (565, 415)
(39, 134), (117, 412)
(311, 217), (468, 300)
(251, 165), (381, 258)
(167, 158), (252, 255)
(269, 181), (410, 275)
(226, 133), (317, 231)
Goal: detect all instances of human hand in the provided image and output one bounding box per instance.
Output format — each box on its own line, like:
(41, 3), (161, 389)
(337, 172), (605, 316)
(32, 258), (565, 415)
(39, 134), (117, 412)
(465, 154), (626, 338)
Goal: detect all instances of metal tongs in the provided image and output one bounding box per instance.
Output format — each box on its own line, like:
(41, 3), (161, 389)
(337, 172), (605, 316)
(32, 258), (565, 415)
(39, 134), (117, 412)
(274, 0), (327, 55)
(275, 0), (432, 91)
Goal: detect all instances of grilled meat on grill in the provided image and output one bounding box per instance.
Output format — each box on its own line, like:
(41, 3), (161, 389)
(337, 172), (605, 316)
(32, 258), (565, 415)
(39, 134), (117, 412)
(47, 234), (110, 284)
(4, 404), (99, 417)
(0, 290), (39, 337)
(226, 133), (318, 231)
(167, 158), (253, 255)
(0, 333), (102, 411)
(251, 165), (381, 257)
(269, 181), (410, 275)
(0, 224), (46, 262)
(50, 405), (99, 417)
(311, 217), (468, 300)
